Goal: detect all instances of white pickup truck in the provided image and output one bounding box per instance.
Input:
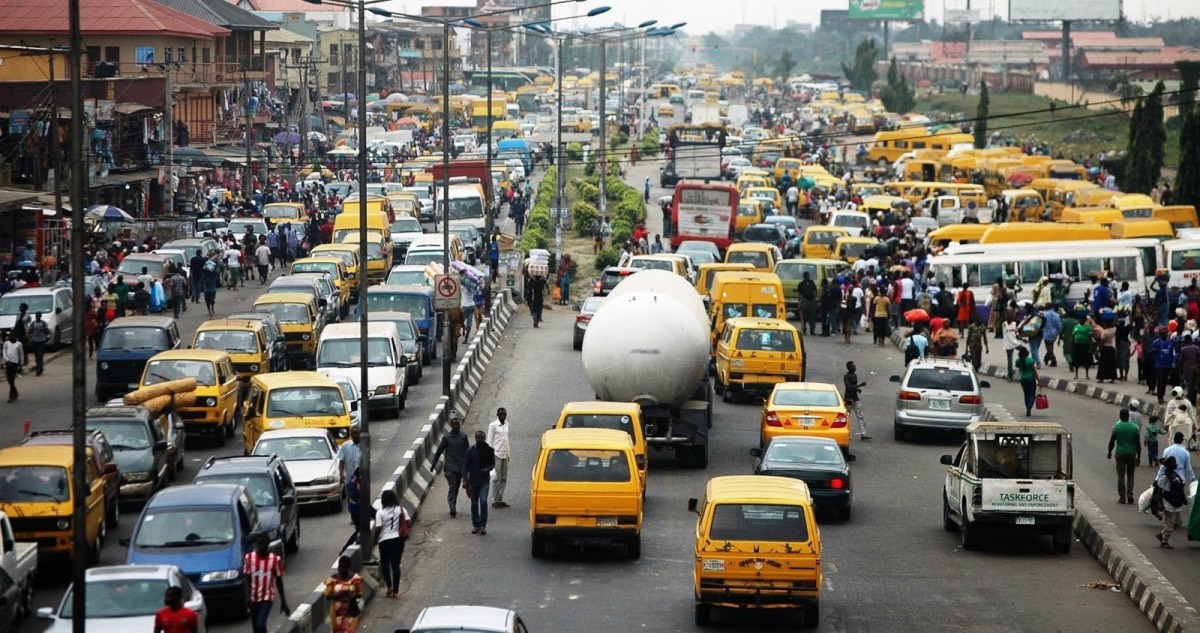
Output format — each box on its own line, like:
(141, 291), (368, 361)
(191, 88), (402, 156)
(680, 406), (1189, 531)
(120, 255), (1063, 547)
(940, 421), (1075, 553)
(0, 511), (37, 617)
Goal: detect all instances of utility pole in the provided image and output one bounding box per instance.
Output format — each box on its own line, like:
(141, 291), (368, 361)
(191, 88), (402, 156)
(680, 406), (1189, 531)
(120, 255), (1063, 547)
(485, 28), (494, 239)
(163, 63), (174, 215)
(47, 47), (63, 232)
(555, 36), (564, 229)
(354, 0), (373, 561)
(67, 0), (88, 629)
(244, 70), (254, 195)
(597, 38), (607, 219)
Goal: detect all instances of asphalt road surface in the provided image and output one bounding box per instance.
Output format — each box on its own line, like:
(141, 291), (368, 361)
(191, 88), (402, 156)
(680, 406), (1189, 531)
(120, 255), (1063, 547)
(14, 263), (452, 633)
(368, 299), (1151, 632)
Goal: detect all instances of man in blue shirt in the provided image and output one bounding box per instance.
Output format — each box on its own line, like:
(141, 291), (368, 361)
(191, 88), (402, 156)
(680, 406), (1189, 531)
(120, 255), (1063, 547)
(1041, 306), (1062, 367)
(1159, 432), (1196, 486)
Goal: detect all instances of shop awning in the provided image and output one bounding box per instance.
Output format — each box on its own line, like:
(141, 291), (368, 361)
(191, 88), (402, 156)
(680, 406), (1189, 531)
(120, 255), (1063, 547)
(113, 103), (157, 115)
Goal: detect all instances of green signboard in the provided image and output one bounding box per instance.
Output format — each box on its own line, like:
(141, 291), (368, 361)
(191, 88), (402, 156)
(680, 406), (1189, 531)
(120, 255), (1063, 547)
(848, 0), (923, 20)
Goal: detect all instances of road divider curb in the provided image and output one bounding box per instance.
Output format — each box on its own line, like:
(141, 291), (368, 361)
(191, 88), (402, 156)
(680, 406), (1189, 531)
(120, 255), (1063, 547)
(980, 402), (1200, 632)
(277, 290), (517, 633)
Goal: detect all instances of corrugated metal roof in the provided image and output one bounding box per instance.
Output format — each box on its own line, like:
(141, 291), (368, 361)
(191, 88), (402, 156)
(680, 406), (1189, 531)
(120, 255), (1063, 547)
(236, 0), (335, 12)
(3, 0), (228, 38)
(154, 0), (277, 30)
(1082, 48), (1200, 68)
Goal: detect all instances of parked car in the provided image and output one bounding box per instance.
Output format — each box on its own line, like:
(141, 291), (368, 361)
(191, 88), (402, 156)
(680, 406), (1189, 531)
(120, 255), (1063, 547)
(37, 564), (208, 633)
(0, 286), (75, 349)
(192, 455), (300, 555)
(251, 429), (343, 513)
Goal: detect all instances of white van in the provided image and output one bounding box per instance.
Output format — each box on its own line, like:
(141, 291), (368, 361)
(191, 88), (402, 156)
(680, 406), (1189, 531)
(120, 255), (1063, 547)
(315, 322), (408, 416)
(828, 210), (871, 237)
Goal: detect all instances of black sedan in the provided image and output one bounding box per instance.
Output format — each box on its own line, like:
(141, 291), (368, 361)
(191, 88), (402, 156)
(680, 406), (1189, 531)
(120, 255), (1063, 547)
(752, 436), (853, 520)
(741, 222), (790, 255)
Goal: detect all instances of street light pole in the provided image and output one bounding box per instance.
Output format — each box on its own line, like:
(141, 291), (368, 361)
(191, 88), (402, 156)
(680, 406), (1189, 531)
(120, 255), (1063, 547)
(485, 28), (494, 239)
(67, 0), (88, 628)
(354, 0), (373, 560)
(597, 39), (606, 219)
(556, 36), (564, 231)
(441, 18), (453, 397)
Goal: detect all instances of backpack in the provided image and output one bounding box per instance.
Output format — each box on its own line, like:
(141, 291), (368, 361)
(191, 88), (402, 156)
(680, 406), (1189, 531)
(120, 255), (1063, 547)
(917, 293), (933, 313)
(904, 337), (920, 364)
(1019, 315), (1044, 338)
(1163, 470), (1188, 508)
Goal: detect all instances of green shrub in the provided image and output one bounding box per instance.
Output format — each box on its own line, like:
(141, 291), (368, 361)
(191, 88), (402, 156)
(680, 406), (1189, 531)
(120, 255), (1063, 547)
(594, 247), (620, 271)
(526, 210), (552, 235)
(639, 129), (661, 157)
(565, 142), (583, 162)
(574, 180), (600, 205)
(611, 217), (633, 247)
(519, 226), (549, 251)
(572, 201), (599, 237)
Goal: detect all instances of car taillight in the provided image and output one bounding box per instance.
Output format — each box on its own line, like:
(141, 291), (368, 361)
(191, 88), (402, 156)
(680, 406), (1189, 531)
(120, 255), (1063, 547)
(764, 411), (782, 427)
(831, 413), (848, 428)
(594, 280), (603, 294)
(829, 477), (846, 490)
(959, 394), (982, 405)
(576, 315), (592, 324)
(635, 454), (645, 469)
(898, 391), (922, 401)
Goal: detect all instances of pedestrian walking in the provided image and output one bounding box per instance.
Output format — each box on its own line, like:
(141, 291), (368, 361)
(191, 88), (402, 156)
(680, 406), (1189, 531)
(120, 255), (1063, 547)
(1146, 415), (1166, 468)
(965, 314), (989, 372)
(255, 238), (272, 285)
(323, 556), (363, 633)
(153, 586), (199, 633)
(1015, 347), (1039, 416)
(201, 259), (219, 316)
(798, 272), (818, 336)
(1150, 327), (1178, 403)
(225, 245), (243, 290)
(843, 361), (870, 440)
(528, 274), (546, 328)
(168, 269), (186, 319)
(431, 416), (470, 517)
(244, 533), (288, 633)
(643, 177), (651, 203)
(3, 331), (22, 403)
(189, 249), (205, 303)
(1108, 408), (1141, 504)
(1156, 455), (1187, 548)
(872, 287), (890, 346)
(27, 312), (49, 376)
(487, 407), (511, 508)
(10, 303), (28, 367)
(337, 427), (363, 524)
(372, 489), (410, 598)
(464, 430), (495, 535)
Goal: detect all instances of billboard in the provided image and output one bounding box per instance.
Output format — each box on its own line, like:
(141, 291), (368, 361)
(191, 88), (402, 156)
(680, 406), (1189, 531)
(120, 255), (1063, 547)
(849, 0), (924, 20)
(1007, 0), (1120, 21)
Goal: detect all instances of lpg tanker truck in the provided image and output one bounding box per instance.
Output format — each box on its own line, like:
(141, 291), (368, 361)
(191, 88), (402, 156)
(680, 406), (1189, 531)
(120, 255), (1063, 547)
(581, 270), (713, 468)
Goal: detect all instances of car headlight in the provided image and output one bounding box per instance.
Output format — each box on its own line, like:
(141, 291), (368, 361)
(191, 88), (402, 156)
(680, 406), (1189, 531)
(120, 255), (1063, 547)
(122, 472), (152, 483)
(375, 385), (395, 396)
(335, 428), (349, 438)
(250, 364), (259, 372)
(268, 419), (287, 429)
(205, 397), (217, 407)
(200, 569), (240, 582)
(100, 362), (109, 370)
(301, 334), (311, 341)
(56, 518), (70, 530)
(311, 475), (336, 485)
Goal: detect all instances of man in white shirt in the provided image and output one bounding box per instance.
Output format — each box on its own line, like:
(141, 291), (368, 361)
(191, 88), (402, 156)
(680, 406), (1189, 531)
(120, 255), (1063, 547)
(486, 407), (511, 508)
(3, 332), (23, 403)
(898, 274), (917, 316)
(224, 245), (243, 290)
(785, 185), (800, 216)
(254, 239), (271, 286)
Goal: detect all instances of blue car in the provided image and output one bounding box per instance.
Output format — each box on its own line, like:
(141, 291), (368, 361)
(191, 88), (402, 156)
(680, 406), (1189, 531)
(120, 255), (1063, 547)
(366, 284), (437, 364)
(94, 316), (181, 402)
(123, 484), (267, 618)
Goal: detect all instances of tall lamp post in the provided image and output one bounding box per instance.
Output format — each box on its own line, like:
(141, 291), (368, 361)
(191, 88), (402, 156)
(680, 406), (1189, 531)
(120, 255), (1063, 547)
(305, 0), (591, 558)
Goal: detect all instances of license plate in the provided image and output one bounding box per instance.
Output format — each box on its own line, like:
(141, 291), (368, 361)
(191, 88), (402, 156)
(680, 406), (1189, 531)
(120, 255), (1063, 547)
(597, 517), (617, 527)
(799, 417), (817, 428)
(930, 399), (951, 411)
(1015, 516), (1035, 525)
(128, 383), (139, 390)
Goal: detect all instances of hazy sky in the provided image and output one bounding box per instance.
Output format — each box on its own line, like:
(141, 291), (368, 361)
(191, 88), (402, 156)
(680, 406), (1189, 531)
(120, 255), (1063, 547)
(439, 0), (1200, 38)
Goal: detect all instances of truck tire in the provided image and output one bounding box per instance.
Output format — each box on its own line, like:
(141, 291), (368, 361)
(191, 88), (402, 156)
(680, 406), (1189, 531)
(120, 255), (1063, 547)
(694, 603), (711, 626)
(960, 503), (980, 550)
(713, 379), (724, 396)
(691, 444), (709, 469)
(942, 494), (957, 532)
(804, 601), (820, 628)
(1052, 525), (1072, 553)
(626, 534), (642, 559)
(107, 497), (120, 529)
(531, 534), (546, 559)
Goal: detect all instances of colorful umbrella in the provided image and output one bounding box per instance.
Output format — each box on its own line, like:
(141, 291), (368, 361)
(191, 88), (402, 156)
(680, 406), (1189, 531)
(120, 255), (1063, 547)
(84, 205), (134, 223)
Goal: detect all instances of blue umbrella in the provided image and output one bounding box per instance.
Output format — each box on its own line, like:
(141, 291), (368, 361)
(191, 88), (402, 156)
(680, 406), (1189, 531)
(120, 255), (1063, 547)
(84, 205), (134, 223)
(274, 131), (301, 144)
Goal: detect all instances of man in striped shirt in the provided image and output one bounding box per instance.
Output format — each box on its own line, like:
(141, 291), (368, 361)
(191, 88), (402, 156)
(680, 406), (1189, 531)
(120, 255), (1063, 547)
(244, 534), (288, 633)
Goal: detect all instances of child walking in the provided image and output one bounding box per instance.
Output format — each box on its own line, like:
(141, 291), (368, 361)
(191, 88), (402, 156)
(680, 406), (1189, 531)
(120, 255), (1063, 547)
(1146, 415), (1166, 468)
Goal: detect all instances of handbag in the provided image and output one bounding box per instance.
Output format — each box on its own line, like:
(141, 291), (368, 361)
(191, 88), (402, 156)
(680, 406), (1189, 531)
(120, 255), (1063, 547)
(1035, 391), (1050, 410)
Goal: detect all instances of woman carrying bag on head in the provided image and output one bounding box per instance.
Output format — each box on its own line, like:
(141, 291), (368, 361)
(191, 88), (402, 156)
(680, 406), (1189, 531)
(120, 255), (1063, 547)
(373, 489), (410, 599)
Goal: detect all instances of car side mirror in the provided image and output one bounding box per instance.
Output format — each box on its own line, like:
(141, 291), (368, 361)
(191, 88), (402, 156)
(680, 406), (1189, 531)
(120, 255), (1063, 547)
(979, 380), (991, 388)
(749, 447), (762, 457)
(350, 400), (359, 412)
(417, 334), (427, 342)
(889, 375), (901, 383)
(282, 494), (296, 506)
(846, 453), (857, 462)
(153, 441), (168, 452)
(276, 336), (285, 343)
(687, 498), (699, 513)
(940, 454), (954, 465)
(572, 304), (581, 312)
(319, 299), (328, 308)
(103, 463), (119, 475)
(2, 538), (12, 552)
(55, 307), (63, 315)
(37, 607), (54, 620)
(174, 421), (185, 430)
(119, 537), (130, 547)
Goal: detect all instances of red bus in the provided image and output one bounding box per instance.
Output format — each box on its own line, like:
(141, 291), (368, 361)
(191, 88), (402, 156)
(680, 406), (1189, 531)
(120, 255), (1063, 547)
(670, 180), (738, 252)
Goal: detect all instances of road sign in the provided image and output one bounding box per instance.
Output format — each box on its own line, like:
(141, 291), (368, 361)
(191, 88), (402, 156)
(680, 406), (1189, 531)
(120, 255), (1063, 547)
(433, 273), (460, 310)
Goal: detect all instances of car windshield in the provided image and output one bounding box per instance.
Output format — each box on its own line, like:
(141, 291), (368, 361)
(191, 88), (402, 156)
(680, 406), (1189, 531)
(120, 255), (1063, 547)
(582, 297), (604, 313)
(254, 436), (332, 461)
(440, 197), (485, 222)
(387, 270), (427, 286)
(709, 503), (809, 542)
(59, 578), (172, 618)
(601, 271), (633, 289)
(764, 441), (846, 467)
(542, 449), (631, 483)
(263, 205), (299, 219)
(833, 215), (865, 228)
(100, 327), (171, 352)
(0, 466), (70, 502)
(839, 242), (871, 258)
(293, 262), (337, 277)
(194, 330), (258, 354)
(743, 227), (779, 242)
(257, 303), (309, 324)
(89, 421), (153, 450)
(318, 338), (394, 367)
(907, 367), (976, 391)
(133, 508), (234, 547)
(391, 218), (422, 234)
(774, 263), (818, 281)
(561, 414), (636, 443)
(631, 259), (673, 272)
(727, 251), (768, 268)
(0, 295), (52, 315)
(229, 221), (265, 234)
(144, 360), (216, 386)
(197, 473), (276, 507)
(735, 328), (795, 352)
(118, 259), (164, 277)
(315, 250), (355, 267)
(267, 386), (346, 417)
(807, 231), (842, 246)
(773, 389), (839, 407)
(404, 250), (444, 267)
(367, 293), (428, 319)
(389, 320), (417, 340)
(737, 205), (760, 217)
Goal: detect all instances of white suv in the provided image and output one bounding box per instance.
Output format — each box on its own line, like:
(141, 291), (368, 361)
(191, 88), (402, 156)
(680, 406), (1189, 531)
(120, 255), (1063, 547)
(0, 286), (74, 348)
(890, 357), (990, 441)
